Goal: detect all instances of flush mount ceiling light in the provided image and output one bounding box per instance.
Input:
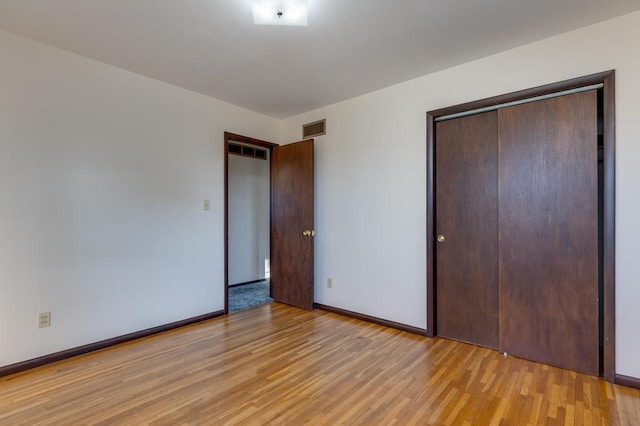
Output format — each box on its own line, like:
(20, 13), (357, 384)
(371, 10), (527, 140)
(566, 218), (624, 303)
(252, 0), (308, 26)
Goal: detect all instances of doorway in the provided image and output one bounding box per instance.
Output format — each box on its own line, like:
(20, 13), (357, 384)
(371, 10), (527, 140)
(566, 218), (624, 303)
(225, 133), (278, 313)
(227, 138), (272, 312)
(426, 71), (616, 380)
(224, 132), (316, 313)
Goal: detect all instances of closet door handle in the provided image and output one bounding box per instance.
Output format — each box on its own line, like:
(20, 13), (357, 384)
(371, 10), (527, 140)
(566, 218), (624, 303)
(437, 235), (446, 243)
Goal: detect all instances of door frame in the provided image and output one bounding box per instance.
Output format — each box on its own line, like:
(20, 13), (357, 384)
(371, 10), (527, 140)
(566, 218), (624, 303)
(426, 70), (616, 381)
(224, 132), (279, 314)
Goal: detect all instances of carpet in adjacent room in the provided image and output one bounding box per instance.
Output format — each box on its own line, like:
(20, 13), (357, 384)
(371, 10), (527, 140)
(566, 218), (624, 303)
(229, 280), (273, 312)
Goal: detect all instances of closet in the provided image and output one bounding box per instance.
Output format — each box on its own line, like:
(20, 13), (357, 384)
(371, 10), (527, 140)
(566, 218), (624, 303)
(427, 72), (615, 378)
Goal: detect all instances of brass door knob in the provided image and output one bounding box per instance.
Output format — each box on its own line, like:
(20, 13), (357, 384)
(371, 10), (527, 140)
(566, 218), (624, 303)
(302, 230), (310, 236)
(437, 235), (445, 243)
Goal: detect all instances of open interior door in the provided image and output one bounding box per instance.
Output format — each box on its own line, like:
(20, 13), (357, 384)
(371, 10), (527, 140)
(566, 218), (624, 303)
(270, 139), (315, 310)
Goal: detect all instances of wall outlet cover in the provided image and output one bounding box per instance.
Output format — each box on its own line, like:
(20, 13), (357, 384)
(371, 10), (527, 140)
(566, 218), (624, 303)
(38, 312), (51, 328)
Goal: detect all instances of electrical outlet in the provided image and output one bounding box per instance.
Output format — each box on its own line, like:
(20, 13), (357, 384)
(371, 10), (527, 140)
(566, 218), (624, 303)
(204, 200), (210, 211)
(327, 278), (333, 288)
(38, 312), (51, 328)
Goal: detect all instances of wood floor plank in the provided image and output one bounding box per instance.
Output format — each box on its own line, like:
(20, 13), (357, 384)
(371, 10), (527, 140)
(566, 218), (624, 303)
(1, 302), (639, 425)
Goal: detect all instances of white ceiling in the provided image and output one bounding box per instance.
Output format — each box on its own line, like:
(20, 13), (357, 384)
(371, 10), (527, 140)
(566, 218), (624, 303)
(0, 0), (638, 118)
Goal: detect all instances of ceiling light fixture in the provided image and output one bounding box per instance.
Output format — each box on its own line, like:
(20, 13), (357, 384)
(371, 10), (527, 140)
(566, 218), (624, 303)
(252, 0), (308, 26)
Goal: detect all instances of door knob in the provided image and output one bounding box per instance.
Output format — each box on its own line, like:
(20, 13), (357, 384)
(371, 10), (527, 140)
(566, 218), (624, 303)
(437, 235), (445, 243)
(310, 230), (315, 236)
(302, 230), (310, 236)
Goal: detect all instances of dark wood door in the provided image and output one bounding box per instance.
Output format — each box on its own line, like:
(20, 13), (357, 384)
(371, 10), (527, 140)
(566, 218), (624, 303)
(498, 91), (599, 375)
(271, 140), (315, 310)
(436, 111), (499, 349)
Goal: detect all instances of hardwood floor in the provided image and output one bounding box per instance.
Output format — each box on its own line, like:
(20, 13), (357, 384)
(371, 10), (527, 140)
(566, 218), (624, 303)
(1, 303), (639, 425)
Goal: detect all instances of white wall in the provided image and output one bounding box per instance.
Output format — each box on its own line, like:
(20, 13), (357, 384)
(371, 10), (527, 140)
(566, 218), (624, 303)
(228, 152), (270, 284)
(282, 11), (640, 379)
(0, 30), (280, 367)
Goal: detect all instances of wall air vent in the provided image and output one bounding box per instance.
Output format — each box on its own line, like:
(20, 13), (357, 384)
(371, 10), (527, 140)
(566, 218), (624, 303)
(229, 143), (267, 160)
(302, 119), (326, 138)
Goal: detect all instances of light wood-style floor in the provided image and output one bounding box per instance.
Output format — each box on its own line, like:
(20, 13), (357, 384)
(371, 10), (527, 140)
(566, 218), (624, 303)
(1, 303), (639, 425)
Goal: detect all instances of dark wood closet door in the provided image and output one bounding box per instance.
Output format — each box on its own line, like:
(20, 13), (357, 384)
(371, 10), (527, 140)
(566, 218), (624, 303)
(271, 140), (315, 310)
(436, 111), (499, 349)
(498, 91), (599, 375)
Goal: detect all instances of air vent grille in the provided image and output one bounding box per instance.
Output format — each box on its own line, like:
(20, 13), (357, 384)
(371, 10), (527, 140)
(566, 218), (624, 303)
(229, 143), (268, 160)
(303, 119), (326, 138)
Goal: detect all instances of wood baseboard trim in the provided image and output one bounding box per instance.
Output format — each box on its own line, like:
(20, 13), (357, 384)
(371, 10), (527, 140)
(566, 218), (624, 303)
(615, 374), (640, 390)
(316, 304), (427, 336)
(0, 310), (225, 378)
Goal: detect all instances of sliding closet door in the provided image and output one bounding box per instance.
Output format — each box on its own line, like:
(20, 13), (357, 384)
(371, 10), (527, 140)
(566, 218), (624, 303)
(436, 111), (499, 349)
(498, 91), (599, 375)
